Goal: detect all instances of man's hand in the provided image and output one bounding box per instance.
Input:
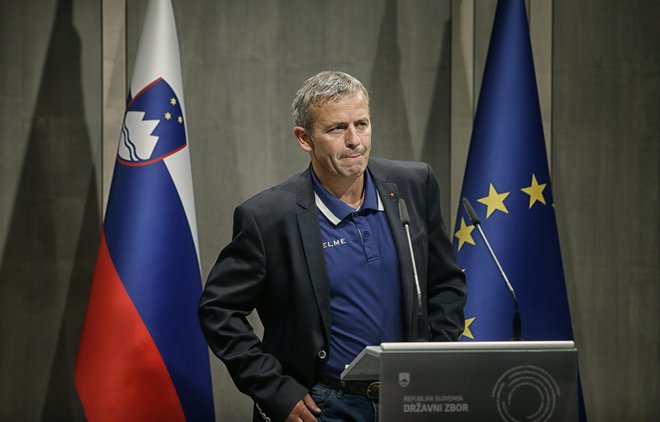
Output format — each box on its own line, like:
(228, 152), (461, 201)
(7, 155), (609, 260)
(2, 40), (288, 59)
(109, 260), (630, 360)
(284, 393), (321, 422)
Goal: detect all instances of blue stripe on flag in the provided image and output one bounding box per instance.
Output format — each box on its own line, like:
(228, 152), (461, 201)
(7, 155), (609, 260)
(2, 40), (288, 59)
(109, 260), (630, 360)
(104, 160), (214, 421)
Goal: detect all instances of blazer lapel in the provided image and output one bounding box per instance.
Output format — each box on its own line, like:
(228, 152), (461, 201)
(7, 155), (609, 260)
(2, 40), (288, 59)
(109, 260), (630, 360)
(295, 169), (333, 344)
(370, 164), (416, 340)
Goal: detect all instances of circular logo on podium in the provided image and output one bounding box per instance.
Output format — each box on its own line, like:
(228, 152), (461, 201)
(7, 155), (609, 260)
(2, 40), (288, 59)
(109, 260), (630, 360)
(492, 365), (560, 422)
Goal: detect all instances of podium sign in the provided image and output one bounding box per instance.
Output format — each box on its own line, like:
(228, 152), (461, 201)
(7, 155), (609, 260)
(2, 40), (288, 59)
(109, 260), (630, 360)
(342, 341), (577, 422)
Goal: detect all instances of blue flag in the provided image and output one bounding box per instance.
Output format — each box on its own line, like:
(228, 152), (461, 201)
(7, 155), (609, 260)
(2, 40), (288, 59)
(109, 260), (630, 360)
(459, 4), (588, 418)
(453, 0), (573, 342)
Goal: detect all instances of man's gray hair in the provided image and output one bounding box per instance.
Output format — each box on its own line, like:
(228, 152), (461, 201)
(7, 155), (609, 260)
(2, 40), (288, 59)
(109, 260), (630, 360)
(291, 71), (370, 132)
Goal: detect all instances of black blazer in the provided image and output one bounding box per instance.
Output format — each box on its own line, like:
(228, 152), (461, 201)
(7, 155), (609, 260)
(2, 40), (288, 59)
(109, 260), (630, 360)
(199, 157), (466, 422)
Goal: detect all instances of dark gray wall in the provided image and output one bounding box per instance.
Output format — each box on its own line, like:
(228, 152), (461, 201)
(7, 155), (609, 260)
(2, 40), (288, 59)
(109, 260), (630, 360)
(553, 1), (660, 420)
(0, 0), (658, 421)
(0, 0), (101, 420)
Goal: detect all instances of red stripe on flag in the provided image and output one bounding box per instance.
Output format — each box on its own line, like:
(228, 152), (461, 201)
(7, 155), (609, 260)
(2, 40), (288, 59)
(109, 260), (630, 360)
(75, 231), (185, 422)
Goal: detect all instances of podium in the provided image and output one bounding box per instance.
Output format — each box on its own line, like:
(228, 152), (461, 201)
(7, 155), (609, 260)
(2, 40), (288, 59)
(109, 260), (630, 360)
(341, 341), (578, 421)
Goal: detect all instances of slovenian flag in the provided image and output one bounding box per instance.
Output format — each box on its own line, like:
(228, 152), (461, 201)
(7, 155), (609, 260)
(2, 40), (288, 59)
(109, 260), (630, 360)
(75, 1), (215, 420)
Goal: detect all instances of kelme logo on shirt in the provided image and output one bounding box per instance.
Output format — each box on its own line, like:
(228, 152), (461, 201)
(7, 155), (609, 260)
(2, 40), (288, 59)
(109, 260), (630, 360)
(322, 238), (347, 249)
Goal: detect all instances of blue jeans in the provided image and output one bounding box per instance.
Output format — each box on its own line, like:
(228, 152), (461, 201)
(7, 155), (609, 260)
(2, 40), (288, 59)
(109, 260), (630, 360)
(311, 383), (379, 422)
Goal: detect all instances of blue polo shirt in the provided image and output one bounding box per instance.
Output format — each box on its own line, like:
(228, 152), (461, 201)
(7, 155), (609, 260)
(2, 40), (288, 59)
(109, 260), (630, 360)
(311, 169), (404, 380)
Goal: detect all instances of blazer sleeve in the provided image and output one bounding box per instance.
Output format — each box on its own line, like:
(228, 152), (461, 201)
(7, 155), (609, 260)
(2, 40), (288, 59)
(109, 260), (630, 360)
(198, 204), (308, 422)
(424, 164), (468, 341)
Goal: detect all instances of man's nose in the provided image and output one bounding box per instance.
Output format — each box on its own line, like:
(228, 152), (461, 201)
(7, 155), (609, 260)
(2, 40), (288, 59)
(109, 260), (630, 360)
(344, 125), (361, 147)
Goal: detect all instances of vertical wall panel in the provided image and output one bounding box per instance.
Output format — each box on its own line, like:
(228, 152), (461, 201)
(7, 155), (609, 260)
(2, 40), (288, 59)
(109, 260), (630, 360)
(0, 0), (102, 420)
(528, 0), (553, 164)
(450, 0), (474, 228)
(553, 0), (660, 420)
(102, 0), (126, 212)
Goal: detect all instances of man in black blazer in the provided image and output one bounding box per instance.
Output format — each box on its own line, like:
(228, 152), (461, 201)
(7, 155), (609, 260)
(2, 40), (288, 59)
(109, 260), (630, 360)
(199, 71), (466, 422)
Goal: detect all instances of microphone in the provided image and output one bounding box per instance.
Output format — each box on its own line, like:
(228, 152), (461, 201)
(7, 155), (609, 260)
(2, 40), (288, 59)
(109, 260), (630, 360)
(461, 198), (522, 341)
(398, 198), (428, 341)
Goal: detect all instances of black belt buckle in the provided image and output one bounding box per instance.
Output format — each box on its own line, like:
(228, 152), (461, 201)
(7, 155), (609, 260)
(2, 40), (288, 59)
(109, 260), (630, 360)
(366, 381), (380, 400)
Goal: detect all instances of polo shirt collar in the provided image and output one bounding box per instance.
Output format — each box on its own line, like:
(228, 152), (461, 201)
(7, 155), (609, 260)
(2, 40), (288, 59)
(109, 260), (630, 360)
(311, 168), (384, 226)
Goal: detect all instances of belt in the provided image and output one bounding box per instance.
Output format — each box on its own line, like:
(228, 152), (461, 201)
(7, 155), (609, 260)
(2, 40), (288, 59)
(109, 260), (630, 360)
(317, 377), (380, 400)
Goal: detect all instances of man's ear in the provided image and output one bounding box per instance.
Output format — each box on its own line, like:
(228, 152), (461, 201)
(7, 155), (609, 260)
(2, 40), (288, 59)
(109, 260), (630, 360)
(294, 126), (312, 152)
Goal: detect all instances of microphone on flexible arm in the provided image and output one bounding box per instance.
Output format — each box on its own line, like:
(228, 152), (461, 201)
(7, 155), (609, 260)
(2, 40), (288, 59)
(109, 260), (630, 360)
(398, 198), (428, 342)
(461, 197), (522, 341)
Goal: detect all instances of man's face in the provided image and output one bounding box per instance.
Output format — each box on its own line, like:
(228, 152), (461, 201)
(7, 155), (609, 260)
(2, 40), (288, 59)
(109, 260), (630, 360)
(296, 93), (371, 184)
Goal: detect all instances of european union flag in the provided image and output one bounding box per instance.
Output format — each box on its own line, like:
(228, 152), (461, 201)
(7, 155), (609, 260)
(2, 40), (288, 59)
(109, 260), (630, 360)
(453, 0), (574, 342)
